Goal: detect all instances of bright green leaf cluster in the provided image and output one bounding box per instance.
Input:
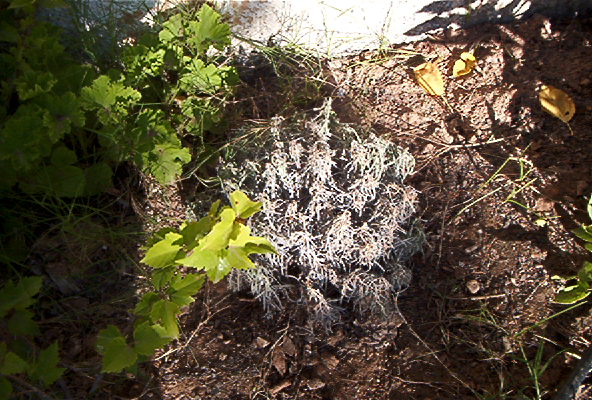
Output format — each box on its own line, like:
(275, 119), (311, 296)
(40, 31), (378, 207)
(555, 195), (592, 304)
(1, 2), (237, 195)
(97, 191), (275, 373)
(121, 3), (238, 144)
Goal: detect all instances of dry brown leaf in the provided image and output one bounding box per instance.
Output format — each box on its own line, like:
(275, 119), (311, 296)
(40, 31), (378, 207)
(281, 337), (297, 357)
(272, 349), (287, 375)
(413, 62), (445, 96)
(539, 85), (575, 123)
(453, 52), (476, 77)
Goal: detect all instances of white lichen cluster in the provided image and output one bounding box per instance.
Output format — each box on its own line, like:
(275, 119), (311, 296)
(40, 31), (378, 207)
(219, 100), (422, 325)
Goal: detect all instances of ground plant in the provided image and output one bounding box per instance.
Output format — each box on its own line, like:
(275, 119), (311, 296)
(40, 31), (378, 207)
(0, 1), (236, 195)
(219, 100), (423, 325)
(97, 190), (276, 373)
(554, 195), (592, 304)
(0, 277), (64, 399)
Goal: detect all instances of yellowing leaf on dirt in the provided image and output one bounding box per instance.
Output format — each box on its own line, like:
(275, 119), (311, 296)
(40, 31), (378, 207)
(453, 52), (476, 77)
(539, 85), (575, 123)
(413, 62), (445, 96)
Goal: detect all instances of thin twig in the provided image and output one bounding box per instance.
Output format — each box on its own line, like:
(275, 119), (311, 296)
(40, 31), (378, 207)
(446, 293), (506, 301)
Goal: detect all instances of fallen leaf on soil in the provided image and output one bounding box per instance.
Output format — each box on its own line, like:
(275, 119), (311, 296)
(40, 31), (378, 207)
(255, 337), (270, 348)
(453, 52), (476, 77)
(272, 349), (287, 375)
(539, 85), (575, 123)
(281, 337), (297, 357)
(413, 62), (445, 96)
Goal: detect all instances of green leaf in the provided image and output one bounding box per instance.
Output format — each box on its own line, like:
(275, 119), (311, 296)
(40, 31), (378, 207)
(0, 376), (12, 400)
(27, 165), (86, 198)
(0, 352), (28, 375)
(133, 322), (171, 356)
(83, 162), (113, 196)
(555, 282), (590, 304)
(143, 143), (191, 185)
(203, 255), (233, 283)
(228, 224), (276, 254)
(41, 92), (85, 142)
(587, 194), (592, 221)
(96, 325), (137, 373)
(579, 261), (592, 284)
(141, 232), (183, 268)
(151, 267), (176, 290)
(134, 292), (160, 317)
(219, 246), (255, 272)
(150, 300), (179, 338)
(81, 75), (140, 110)
(0, 276), (43, 318)
(8, 0), (35, 8)
(0, 105), (50, 171)
(15, 70), (56, 101)
(197, 208), (235, 251)
(230, 190), (262, 219)
(175, 249), (219, 270)
(80, 75), (140, 125)
(180, 59), (224, 94)
(573, 226), (592, 243)
(159, 13), (184, 43)
(187, 4), (231, 54)
(29, 342), (65, 386)
(50, 146), (77, 166)
(209, 200), (221, 218)
(168, 274), (205, 306)
(180, 217), (213, 247)
(7, 309), (39, 336)
(585, 243), (592, 252)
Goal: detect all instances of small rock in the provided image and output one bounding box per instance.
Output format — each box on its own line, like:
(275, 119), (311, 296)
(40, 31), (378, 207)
(533, 197), (554, 212)
(422, 143), (435, 154)
(382, 59), (397, 68)
(306, 378), (325, 390)
(466, 279), (480, 294)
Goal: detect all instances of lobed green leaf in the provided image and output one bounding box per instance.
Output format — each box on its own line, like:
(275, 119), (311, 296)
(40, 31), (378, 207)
(141, 232), (183, 268)
(133, 322), (171, 356)
(230, 190), (262, 219)
(150, 300), (179, 338)
(97, 325), (137, 373)
(29, 342), (65, 386)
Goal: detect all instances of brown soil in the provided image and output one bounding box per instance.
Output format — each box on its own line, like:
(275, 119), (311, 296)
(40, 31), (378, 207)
(51, 14), (592, 400)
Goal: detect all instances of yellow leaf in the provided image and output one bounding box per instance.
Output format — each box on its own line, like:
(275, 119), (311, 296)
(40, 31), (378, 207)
(539, 85), (575, 123)
(453, 52), (476, 77)
(413, 62), (445, 96)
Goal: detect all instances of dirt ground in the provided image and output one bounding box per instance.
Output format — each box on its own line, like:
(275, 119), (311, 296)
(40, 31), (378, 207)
(42, 13), (592, 400)
(124, 14), (592, 400)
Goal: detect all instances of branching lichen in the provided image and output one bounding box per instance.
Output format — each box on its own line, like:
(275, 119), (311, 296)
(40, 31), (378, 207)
(220, 99), (423, 326)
